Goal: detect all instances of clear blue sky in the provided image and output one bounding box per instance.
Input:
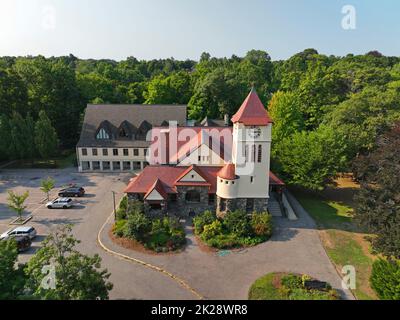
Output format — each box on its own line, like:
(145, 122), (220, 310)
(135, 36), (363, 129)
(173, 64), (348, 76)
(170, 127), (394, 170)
(0, 0), (399, 61)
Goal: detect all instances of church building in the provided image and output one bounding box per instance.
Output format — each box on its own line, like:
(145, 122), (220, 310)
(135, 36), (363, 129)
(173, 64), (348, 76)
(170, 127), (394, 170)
(124, 88), (286, 217)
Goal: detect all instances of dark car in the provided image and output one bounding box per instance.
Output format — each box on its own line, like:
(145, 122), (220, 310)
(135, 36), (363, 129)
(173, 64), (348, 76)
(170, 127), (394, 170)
(13, 235), (32, 252)
(58, 187), (85, 197)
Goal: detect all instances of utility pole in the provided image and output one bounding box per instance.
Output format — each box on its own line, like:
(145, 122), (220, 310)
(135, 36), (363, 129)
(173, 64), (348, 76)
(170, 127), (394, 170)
(112, 191), (116, 220)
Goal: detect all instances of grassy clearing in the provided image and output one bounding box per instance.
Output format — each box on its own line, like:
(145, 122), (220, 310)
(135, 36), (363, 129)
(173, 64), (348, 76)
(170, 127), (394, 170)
(293, 180), (377, 300)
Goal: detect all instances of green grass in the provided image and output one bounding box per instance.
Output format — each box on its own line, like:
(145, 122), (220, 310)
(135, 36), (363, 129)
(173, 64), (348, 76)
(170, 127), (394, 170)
(293, 189), (377, 300)
(248, 273), (338, 300)
(294, 191), (354, 229)
(324, 230), (375, 300)
(248, 273), (282, 300)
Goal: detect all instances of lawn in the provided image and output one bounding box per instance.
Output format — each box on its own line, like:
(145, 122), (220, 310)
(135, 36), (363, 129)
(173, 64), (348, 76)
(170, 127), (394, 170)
(292, 178), (377, 300)
(248, 273), (338, 300)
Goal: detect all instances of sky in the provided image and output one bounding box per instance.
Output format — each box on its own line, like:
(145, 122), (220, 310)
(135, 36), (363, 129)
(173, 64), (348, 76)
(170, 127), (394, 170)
(0, 0), (399, 61)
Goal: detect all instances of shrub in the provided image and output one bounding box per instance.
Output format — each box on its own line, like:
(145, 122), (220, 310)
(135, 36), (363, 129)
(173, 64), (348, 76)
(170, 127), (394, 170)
(127, 200), (145, 216)
(205, 233), (240, 249)
(370, 258), (400, 300)
(193, 210), (217, 234)
(201, 220), (223, 241)
(123, 211), (151, 241)
(281, 274), (303, 290)
(116, 208), (127, 221)
(223, 210), (252, 237)
(113, 220), (127, 237)
(251, 212), (273, 239)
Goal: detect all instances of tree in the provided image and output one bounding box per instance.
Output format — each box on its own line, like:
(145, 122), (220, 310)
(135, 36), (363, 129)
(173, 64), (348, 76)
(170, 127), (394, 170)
(274, 125), (347, 190)
(268, 91), (304, 143)
(353, 123), (400, 259)
(24, 225), (113, 300)
(0, 239), (27, 300)
(370, 258), (400, 300)
(40, 177), (55, 201)
(34, 110), (58, 159)
(0, 115), (14, 160)
(7, 190), (29, 221)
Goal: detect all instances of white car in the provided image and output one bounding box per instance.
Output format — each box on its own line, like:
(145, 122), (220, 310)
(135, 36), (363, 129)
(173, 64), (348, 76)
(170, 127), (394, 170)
(46, 197), (73, 209)
(0, 226), (37, 240)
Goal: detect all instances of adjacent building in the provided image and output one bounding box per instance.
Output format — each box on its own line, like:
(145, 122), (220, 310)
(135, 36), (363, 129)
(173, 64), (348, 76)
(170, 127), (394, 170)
(76, 104), (187, 172)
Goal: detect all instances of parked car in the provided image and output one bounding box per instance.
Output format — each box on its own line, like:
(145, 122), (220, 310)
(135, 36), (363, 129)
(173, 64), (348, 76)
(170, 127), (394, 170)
(0, 226), (37, 240)
(58, 186), (85, 197)
(46, 197), (73, 209)
(13, 235), (32, 252)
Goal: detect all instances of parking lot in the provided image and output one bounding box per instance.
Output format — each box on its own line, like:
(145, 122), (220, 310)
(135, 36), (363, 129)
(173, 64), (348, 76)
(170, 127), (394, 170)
(0, 168), (131, 262)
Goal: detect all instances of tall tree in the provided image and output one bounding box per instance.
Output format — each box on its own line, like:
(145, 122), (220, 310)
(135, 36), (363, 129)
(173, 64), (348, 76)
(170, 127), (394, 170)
(353, 123), (400, 259)
(34, 110), (58, 159)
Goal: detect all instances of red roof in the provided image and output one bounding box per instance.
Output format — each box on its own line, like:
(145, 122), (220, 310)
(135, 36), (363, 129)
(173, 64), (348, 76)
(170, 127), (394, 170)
(144, 178), (168, 200)
(125, 164), (285, 196)
(217, 163), (236, 180)
(231, 88), (273, 126)
(150, 127), (232, 165)
(124, 165), (221, 195)
(269, 172), (285, 186)
(175, 164), (209, 183)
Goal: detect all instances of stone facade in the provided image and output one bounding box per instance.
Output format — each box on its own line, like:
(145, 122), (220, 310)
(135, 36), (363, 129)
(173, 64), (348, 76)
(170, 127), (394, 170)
(127, 186), (216, 218)
(216, 196), (269, 218)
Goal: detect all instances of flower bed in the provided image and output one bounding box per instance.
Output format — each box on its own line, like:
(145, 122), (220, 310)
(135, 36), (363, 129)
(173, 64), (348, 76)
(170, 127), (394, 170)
(112, 197), (186, 253)
(193, 210), (273, 249)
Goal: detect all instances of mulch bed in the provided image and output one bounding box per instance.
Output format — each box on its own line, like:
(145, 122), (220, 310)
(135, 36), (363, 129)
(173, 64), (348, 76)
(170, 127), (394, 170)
(108, 227), (185, 256)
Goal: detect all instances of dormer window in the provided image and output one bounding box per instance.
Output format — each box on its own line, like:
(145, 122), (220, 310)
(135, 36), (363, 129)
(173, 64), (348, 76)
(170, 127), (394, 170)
(96, 128), (110, 140)
(119, 127), (128, 138)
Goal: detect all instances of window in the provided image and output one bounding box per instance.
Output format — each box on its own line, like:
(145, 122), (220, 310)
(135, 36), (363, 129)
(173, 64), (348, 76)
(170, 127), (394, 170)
(144, 148), (148, 156)
(92, 148), (98, 156)
(119, 128), (128, 138)
(123, 149), (129, 156)
(185, 190), (201, 203)
(258, 145), (262, 163)
(92, 161), (100, 170)
(251, 145), (256, 162)
(102, 161), (111, 170)
(113, 149), (118, 156)
(112, 161), (121, 170)
(82, 148), (87, 156)
(133, 149), (139, 156)
(198, 156), (201, 162)
(96, 128), (110, 140)
(244, 145), (249, 162)
(103, 149), (108, 156)
(250, 176), (254, 183)
(123, 161), (131, 171)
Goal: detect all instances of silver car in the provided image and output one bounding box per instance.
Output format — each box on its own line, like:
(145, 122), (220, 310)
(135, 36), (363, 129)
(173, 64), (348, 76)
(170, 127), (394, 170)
(46, 197), (73, 209)
(0, 226), (37, 240)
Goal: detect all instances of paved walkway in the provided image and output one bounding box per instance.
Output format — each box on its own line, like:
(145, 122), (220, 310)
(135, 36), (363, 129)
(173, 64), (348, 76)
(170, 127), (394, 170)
(99, 195), (355, 300)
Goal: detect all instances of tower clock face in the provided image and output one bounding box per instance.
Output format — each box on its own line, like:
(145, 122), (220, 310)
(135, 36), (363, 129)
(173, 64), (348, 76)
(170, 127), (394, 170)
(248, 126), (261, 139)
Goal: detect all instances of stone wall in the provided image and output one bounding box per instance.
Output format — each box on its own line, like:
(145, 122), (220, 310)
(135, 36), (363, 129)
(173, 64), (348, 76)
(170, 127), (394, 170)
(217, 196), (269, 217)
(175, 186), (215, 217)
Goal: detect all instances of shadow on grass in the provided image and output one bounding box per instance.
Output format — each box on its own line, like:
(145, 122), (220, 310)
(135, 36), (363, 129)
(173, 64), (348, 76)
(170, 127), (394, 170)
(291, 188), (361, 233)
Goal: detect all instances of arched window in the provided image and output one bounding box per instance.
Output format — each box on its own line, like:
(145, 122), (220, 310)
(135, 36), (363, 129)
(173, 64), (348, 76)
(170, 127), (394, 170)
(96, 128), (110, 140)
(185, 190), (201, 203)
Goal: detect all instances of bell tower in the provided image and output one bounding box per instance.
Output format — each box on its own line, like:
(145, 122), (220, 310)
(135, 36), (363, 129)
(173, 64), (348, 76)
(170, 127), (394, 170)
(217, 88), (272, 215)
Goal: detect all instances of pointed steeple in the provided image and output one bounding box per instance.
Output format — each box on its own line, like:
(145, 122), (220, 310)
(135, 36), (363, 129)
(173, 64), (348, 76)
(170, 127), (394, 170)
(231, 88), (272, 126)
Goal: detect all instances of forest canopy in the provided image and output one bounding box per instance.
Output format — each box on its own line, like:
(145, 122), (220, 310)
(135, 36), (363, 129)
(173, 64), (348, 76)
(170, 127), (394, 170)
(1, 49), (400, 190)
